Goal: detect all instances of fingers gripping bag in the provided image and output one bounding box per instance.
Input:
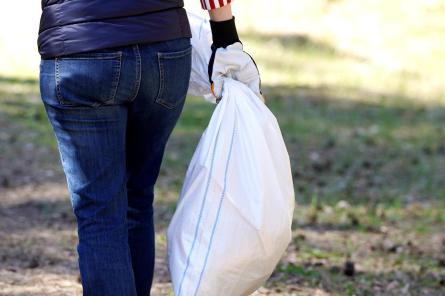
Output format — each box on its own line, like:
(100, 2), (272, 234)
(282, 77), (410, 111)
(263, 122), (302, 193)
(166, 13), (296, 296)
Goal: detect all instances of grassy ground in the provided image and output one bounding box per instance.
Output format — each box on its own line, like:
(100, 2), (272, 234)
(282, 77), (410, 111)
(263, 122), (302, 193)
(1, 0), (445, 295)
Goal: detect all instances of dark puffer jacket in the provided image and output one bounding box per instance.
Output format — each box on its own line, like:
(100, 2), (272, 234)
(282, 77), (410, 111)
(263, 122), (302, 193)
(38, 0), (192, 58)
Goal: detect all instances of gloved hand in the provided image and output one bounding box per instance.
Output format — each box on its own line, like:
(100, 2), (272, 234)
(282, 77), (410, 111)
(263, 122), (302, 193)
(208, 17), (263, 102)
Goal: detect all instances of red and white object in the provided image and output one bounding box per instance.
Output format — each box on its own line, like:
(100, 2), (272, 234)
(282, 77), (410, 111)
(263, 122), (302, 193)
(200, 0), (233, 10)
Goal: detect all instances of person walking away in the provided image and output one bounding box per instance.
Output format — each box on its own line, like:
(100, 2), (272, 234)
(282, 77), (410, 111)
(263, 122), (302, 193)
(38, 0), (261, 295)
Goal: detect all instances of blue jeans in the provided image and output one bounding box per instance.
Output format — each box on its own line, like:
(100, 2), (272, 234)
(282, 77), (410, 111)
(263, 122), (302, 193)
(39, 38), (192, 296)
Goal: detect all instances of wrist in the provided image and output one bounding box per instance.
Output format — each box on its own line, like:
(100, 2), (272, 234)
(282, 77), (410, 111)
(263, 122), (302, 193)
(210, 17), (240, 48)
(208, 4), (233, 21)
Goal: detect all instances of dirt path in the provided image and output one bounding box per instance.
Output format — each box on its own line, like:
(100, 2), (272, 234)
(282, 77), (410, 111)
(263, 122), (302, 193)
(1, 160), (443, 295)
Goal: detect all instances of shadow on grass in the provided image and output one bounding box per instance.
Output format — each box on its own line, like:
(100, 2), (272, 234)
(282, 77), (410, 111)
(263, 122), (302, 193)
(0, 75), (38, 85)
(240, 31), (368, 61)
(1, 75), (445, 203)
(262, 84), (445, 205)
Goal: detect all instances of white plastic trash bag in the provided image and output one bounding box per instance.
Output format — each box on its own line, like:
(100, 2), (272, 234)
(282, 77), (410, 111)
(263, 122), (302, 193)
(166, 13), (296, 296)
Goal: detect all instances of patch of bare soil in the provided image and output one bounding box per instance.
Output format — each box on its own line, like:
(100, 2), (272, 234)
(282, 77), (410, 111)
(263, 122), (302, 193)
(0, 181), (181, 296)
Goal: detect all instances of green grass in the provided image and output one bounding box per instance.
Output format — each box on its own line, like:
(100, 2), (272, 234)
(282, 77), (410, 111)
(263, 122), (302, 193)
(0, 76), (55, 150)
(1, 26), (444, 217)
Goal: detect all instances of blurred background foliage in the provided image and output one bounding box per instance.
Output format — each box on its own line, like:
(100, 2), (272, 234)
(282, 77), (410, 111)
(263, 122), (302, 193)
(1, 0), (444, 295)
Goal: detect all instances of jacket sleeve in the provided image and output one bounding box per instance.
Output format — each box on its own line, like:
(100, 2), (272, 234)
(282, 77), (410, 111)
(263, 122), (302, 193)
(201, 0), (232, 10)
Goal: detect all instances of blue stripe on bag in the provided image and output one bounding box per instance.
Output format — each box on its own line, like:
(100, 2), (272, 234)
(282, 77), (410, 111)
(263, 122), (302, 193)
(193, 120), (237, 295)
(177, 120), (223, 296)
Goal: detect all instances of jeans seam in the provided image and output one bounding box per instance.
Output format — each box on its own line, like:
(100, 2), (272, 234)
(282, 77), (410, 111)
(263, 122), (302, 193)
(55, 57), (76, 106)
(56, 52), (122, 60)
(110, 54), (122, 105)
(156, 52), (165, 107)
(129, 45), (142, 103)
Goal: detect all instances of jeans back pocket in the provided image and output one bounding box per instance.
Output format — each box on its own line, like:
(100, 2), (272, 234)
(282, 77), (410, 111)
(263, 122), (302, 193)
(155, 46), (192, 109)
(55, 52), (122, 107)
